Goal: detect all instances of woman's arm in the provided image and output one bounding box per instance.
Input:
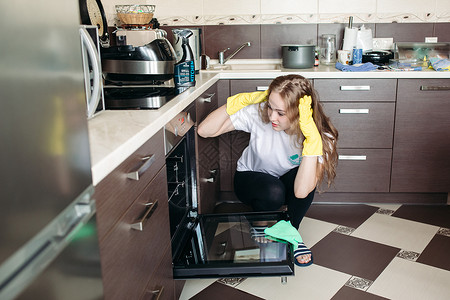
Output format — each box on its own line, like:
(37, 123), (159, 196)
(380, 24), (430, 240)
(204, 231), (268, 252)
(294, 157), (321, 198)
(197, 104), (235, 138)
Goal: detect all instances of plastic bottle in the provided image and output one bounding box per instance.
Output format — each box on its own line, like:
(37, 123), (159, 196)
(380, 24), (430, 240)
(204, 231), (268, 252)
(173, 29), (196, 87)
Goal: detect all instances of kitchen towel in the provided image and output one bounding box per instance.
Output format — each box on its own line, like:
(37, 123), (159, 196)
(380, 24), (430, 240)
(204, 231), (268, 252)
(356, 25), (373, 51)
(342, 27), (358, 51)
(335, 62), (378, 72)
(429, 58), (450, 71)
(264, 220), (303, 246)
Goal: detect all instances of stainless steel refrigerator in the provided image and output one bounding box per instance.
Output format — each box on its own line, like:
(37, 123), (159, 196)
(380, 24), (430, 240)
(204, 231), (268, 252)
(0, 1), (103, 299)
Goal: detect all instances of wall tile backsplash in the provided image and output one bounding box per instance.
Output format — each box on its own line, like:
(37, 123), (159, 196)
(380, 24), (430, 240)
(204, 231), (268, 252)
(102, 0), (450, 61)
(102, 0), (450, 26)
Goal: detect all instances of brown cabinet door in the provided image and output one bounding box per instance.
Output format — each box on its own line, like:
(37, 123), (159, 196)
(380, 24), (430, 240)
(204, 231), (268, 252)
(196, 131), (220, 214)
(100, 168), (171, 300)
(391, 79), (450, 192)
(322, 102), (395, 148)
(140, 246), (175, 300)
(196, 83), (220, 213)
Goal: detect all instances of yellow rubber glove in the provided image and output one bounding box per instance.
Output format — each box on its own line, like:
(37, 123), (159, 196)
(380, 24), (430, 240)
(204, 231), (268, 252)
(226, 90), (269, 115)
(299, 95), (323, 156)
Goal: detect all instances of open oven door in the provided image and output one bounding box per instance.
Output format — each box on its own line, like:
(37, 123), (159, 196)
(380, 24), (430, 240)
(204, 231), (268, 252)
(172, 211), (295, 279)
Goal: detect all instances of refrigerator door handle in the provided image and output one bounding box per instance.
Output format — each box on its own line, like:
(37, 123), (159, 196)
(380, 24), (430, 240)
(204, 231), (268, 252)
(0, 195), (96, 300)
(80, 27), (101, 119)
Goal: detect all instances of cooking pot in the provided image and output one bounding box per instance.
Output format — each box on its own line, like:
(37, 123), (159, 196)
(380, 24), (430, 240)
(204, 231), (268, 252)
(362, 50), (393, 65)
(281, 44), (315, 69)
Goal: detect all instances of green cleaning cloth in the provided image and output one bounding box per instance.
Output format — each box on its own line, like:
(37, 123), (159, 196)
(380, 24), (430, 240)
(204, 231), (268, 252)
(264, 220), (303, 246)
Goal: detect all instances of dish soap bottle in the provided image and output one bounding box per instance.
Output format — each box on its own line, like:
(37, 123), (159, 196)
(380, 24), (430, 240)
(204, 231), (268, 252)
(173, 29), (195, 88)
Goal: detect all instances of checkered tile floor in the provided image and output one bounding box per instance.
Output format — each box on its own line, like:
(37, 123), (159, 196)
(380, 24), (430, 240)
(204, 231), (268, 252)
(179, 204), (450, 300)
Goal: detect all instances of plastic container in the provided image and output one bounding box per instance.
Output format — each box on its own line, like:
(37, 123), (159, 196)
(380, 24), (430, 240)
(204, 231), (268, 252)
(173, 29), (196, 87)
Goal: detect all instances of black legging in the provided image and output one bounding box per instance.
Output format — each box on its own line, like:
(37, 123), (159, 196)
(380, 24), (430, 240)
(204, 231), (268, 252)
(234, 167), (314, 229)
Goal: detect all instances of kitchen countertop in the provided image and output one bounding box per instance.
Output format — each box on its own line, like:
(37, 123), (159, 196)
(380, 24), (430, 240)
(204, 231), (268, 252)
(88, 63), (450, 185)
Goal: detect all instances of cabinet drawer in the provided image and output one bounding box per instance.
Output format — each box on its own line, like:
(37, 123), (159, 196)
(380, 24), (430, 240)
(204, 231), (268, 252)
(314, 79), (397, 102)
(140, 246), (175, 300)
(95, 129), (165, 238)
(322, 102), (395, 148)
(323, 149), (392, 192)
(196, 84), (218, 123)
(100, 168), (170, 300)
(397, 79), (450, 101)
(230, 79), (272, 94)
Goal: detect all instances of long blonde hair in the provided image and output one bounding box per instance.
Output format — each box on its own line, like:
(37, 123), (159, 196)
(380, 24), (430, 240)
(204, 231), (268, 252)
(259, 74), (339, 188)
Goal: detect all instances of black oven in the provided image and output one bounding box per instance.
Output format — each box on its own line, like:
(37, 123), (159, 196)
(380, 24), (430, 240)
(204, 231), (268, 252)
(165, 104), (295, 280)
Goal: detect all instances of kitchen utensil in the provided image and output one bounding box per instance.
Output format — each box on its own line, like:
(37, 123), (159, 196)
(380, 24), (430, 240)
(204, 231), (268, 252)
(115, 4), (155, 25)
(281, 44), (315, 69)
(320, 34), (337, 65)
(79, 0), (109, 46)
(362, 50), (394, 65)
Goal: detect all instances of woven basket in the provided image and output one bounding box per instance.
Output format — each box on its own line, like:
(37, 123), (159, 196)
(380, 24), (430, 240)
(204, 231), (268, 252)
(115, 4), (155, 25)
(117, 12), (153, 25)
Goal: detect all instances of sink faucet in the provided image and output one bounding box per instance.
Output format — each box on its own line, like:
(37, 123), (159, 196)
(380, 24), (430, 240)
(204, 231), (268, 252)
(218, 42), (251, 65)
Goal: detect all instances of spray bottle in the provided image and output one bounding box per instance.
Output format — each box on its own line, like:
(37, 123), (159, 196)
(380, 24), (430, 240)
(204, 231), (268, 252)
(173, 29), (195, 88)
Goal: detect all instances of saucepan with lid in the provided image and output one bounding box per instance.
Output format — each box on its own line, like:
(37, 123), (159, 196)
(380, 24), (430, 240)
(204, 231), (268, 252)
(281, 44), (315, 69)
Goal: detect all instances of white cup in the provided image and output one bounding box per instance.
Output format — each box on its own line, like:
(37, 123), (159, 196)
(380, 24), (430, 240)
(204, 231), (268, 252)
(338, 50), (351, 65)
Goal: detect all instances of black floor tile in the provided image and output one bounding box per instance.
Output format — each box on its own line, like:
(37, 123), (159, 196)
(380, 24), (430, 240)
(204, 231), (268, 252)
(417, 234), (450, 271)
(189, 282), (264, 300)
(311, 232), (400, 281)
(392, 205), (450, 228)
(305, 204), (379, 229)
(331, 286), (389, 300)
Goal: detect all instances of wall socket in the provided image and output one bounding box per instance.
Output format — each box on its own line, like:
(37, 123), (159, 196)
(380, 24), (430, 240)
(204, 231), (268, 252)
(372, 38), (394, 50)
(425, 37), (438, 43)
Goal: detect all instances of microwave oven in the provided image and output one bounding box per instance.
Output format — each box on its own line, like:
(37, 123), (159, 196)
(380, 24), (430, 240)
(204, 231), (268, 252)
(80, 25), (104, 118)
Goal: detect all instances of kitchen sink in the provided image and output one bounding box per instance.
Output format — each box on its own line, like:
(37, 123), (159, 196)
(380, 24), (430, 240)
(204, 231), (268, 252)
(206, 63), (282, 72)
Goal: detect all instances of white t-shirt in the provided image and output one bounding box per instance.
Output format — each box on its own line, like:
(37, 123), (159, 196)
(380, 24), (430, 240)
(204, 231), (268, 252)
(230, 104), (302, 178)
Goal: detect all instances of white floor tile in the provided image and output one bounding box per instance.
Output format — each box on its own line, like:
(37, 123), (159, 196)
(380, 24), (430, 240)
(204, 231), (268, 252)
(298, 217), (337, 247)
(368, 257), (450, 300)
(178, 278), (217, 300)
(351, 213), (439, 253)
(368, 203), (402, 211)
(236, 264), (350, 300)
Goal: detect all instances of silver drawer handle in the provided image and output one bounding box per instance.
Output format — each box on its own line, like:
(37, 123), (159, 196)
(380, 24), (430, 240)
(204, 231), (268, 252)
(201, 93), (215, 103)
(149, 286), (164, 300)
(127, 154), (156, 180)
(203, 177), (214, 183)
(340, 85), (371, 91)
(256, 86), (269, 91)
(420, 86), (450, 91)
(339, 109), (369, 114)
(339, 155), (367, 161)
(130, 200), (158, 231)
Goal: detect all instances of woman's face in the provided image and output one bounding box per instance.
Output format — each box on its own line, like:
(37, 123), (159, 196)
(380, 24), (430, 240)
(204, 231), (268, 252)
(267, 91), (291, 132)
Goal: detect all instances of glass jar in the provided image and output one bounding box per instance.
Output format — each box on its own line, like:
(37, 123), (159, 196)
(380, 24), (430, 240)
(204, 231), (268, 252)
(319, 34), (337, 65)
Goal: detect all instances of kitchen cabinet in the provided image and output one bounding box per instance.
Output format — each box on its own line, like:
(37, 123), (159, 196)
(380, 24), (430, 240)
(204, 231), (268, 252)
(391, 79), (450, 193)
(315, 79), (397, 193)
(95, 129), (175, 300)
(195, 83), (220, 214)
